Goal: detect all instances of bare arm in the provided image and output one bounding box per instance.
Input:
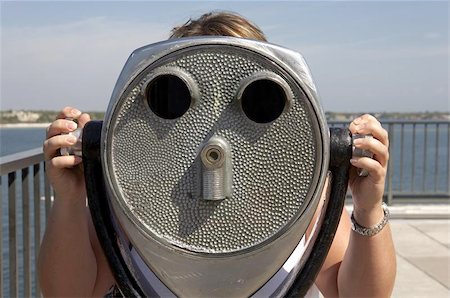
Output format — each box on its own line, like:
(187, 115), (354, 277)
(316, 114), (396, 297)
(38, 107), (114, 297)
(39, 196), (97, 297)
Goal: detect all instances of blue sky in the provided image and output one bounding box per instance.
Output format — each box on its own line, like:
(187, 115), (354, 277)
(1, 1), (448, 112)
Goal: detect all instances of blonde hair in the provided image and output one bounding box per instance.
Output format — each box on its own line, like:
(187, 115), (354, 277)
(170, 11), (267, 42)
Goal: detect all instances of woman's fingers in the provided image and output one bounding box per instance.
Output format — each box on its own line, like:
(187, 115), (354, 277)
(353, 136), (389, 168)
(55, 107), (82, 120)
(349, 114), (389, 147)
(350, 156), (386, 184)
(77, 113), (91, 127)
(348, 114), (389, 179)
(48, 155), (83, 169)
(43, 134), (78, 160)
(46, 108), (90, 138)
(47, 107), (81, 138)
(46, 119), (78, 138)
(44, 107), (90, 171)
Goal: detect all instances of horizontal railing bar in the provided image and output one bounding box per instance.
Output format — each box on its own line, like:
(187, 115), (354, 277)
(0, 148), (43, 176)
(388, 193), (450, 198)
(328, 119), (450, 125)
(345, 193), (450, 199)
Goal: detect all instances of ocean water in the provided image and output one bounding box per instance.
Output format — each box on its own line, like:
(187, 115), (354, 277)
(0, 127), (47, 157)
(0, 127), (48, 297)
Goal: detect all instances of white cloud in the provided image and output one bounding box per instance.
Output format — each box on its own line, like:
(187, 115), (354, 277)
(424, 32), (442, 40)
(1, 12), (448, 113)
(1, 17), (169, 111)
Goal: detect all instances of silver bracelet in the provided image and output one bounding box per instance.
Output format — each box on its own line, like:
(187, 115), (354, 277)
(351, 203), (390, 237)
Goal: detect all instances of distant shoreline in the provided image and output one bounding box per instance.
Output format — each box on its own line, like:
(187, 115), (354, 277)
(0, 123), (50, 128)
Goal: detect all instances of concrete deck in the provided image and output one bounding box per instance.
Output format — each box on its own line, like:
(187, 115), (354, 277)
(378, 204), (449, 297)
(390, 218), (449, 298)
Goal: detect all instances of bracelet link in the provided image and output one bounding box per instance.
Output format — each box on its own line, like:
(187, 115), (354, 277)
(351, 203), (390, 236)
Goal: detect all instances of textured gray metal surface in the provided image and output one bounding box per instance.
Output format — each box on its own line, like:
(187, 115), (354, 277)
(101, 37), (329, 297)
(110, 47), (316, 253)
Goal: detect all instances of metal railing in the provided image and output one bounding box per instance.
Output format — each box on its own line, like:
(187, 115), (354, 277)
(329, 120), (450, 204)
(0, 119), (449, 297)
(0, 148), (51, 298)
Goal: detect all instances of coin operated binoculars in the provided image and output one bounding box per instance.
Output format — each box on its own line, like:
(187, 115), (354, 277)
(72, 37), (367, 297)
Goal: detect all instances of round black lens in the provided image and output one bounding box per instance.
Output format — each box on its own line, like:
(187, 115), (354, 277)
(241, 79), (286, 123)
(146, 75), (191, 119)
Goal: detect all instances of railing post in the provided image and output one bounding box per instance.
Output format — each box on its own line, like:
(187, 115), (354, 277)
(423, 123), (428, 192)
(434, 123), (439, 192)
(399, 123), (404, 192)
(33, 163), (42, 297)
(411, 123), (416, 193)
(447, 123), (450, 195)
(22, 167), (31, 298)
(8, 172), (18, 298)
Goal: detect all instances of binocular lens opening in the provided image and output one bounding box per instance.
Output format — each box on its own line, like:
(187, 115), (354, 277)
(241, 79), (286, 123)
(146, 74), (192, 119)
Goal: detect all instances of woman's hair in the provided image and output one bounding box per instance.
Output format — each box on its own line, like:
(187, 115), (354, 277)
(170, 11), (267, 42)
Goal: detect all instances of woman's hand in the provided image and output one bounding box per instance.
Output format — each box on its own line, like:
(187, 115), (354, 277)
(43, 106), (91, 200)
(348, 114), (389, 227)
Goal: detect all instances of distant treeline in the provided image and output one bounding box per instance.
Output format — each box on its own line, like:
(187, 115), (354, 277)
(0, 110), (106, 124)
(0, 110), (449, 124)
